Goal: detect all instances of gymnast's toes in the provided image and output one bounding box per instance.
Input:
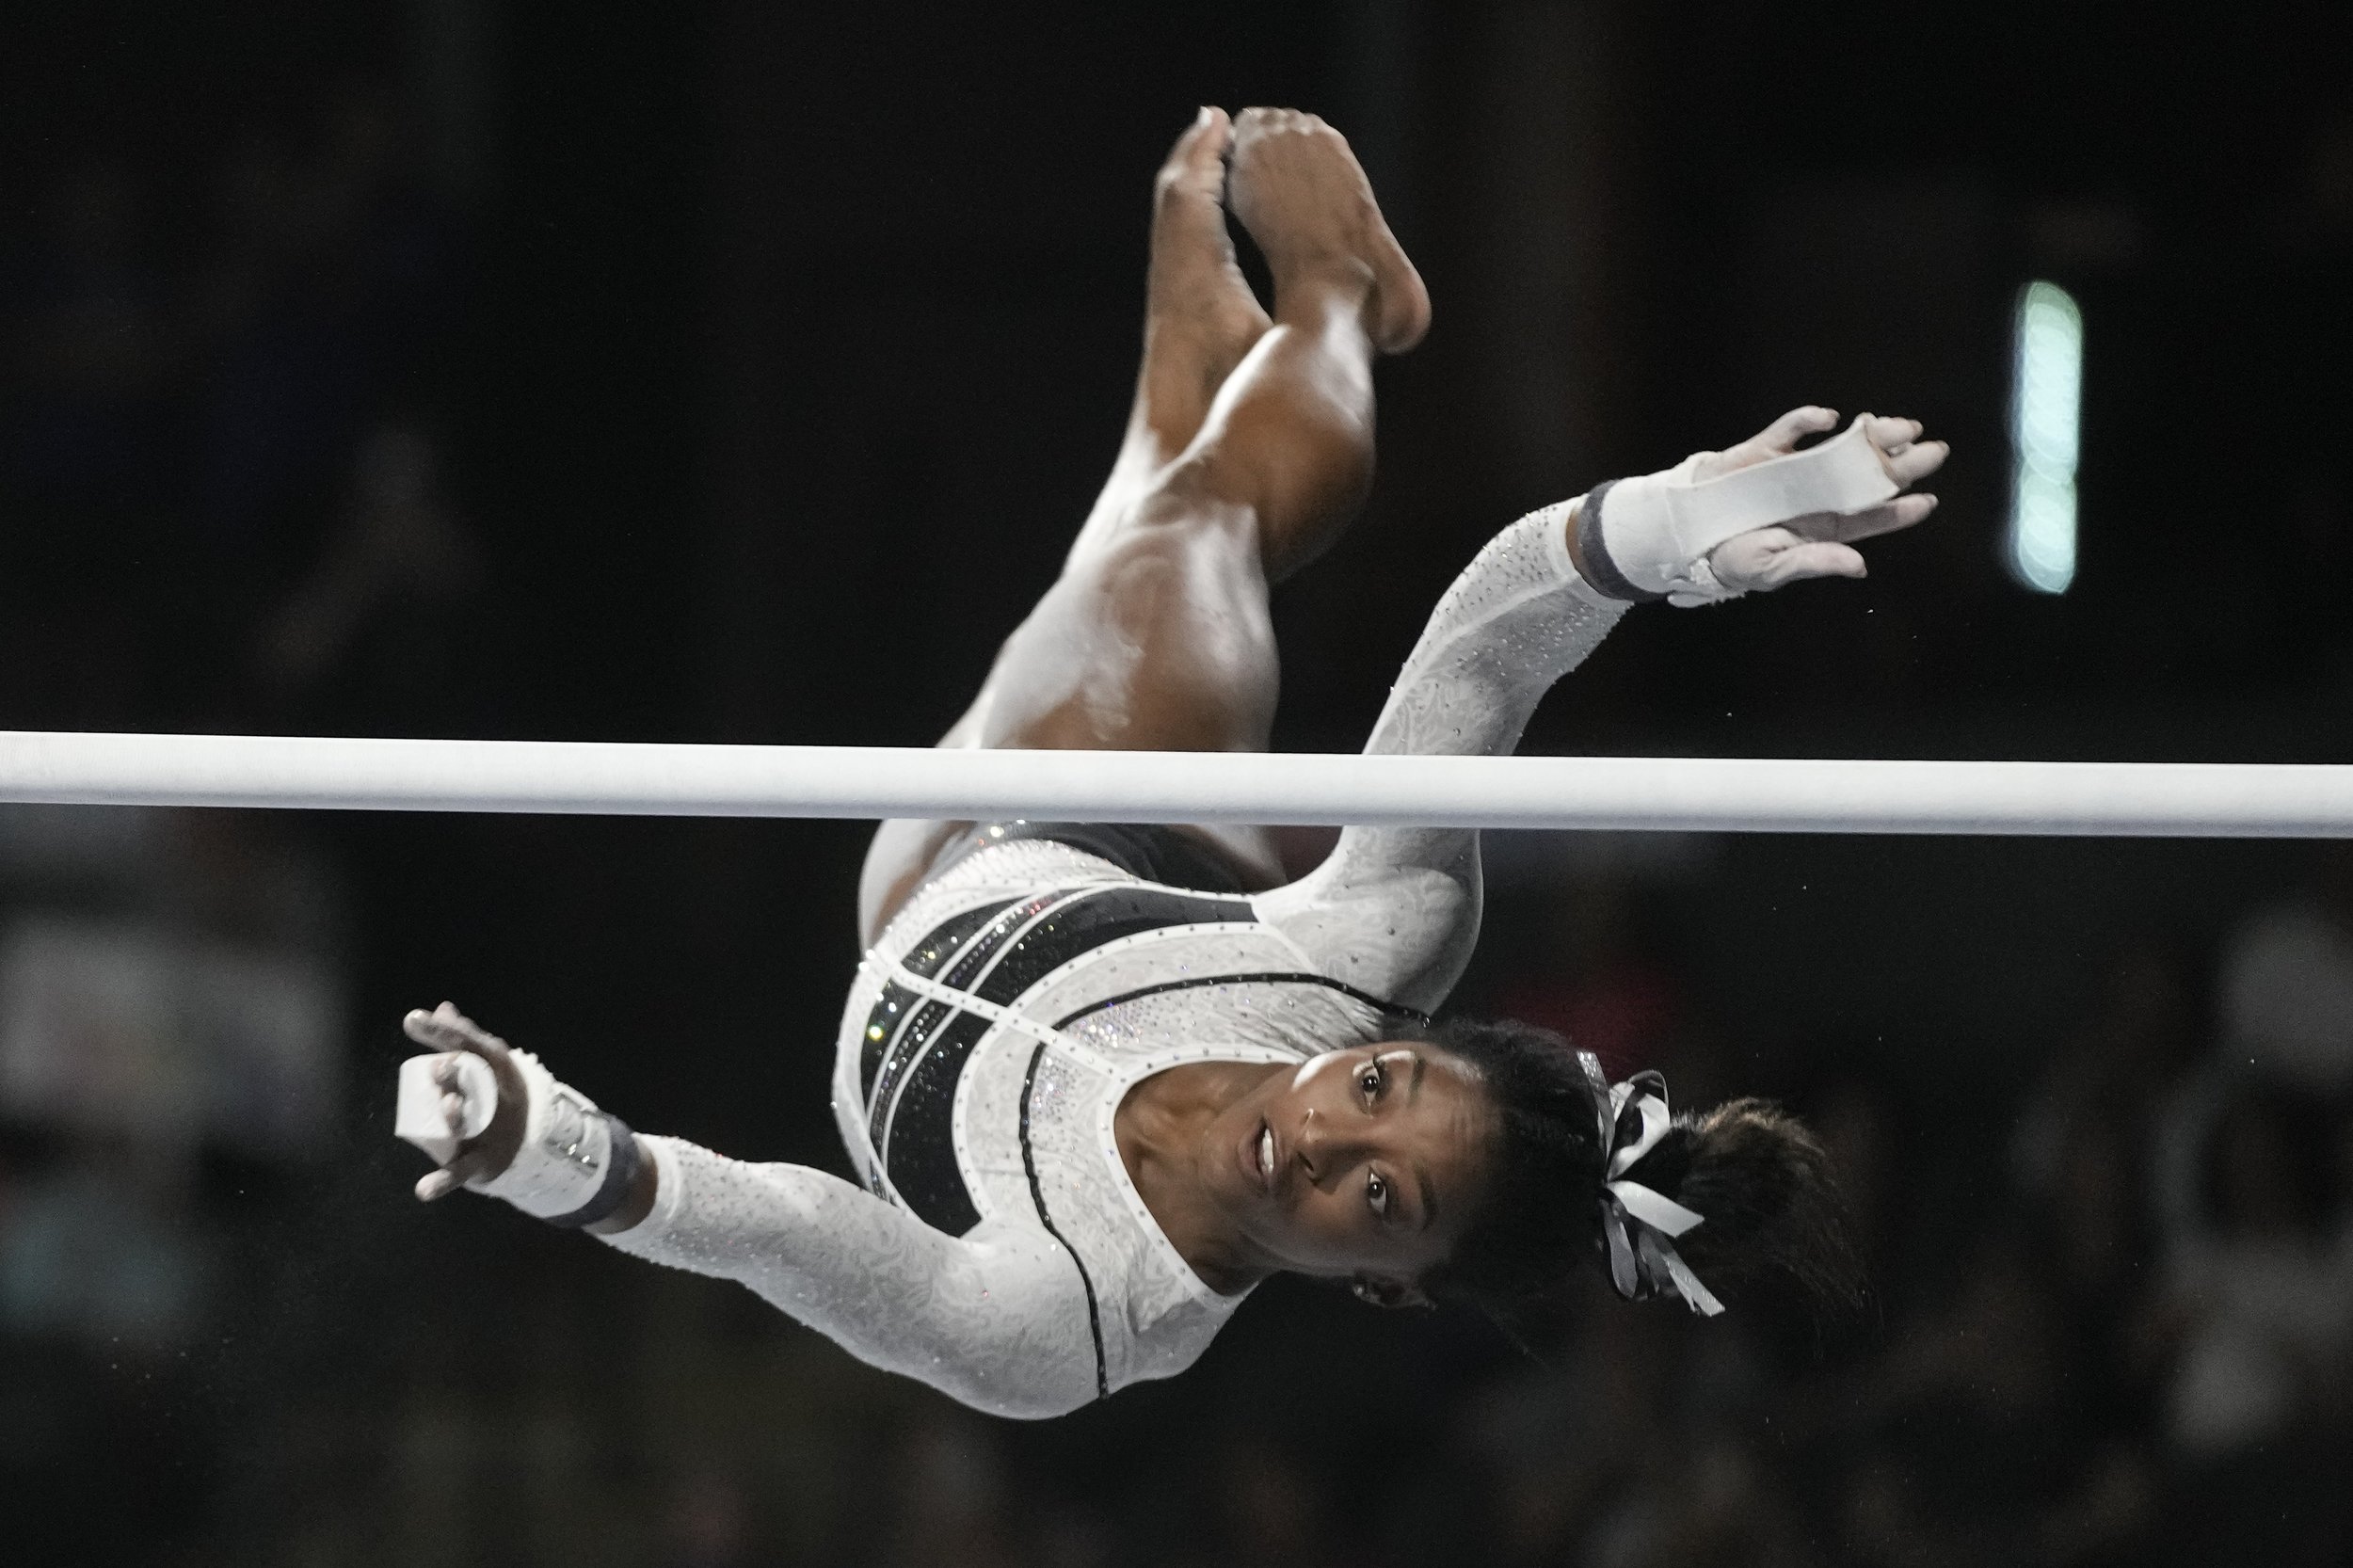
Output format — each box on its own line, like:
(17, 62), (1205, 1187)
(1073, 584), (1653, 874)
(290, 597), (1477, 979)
(1155, 105), (1233, 204)
(1147, 107), (1272, 351)
(1227, 106), (1430, 353)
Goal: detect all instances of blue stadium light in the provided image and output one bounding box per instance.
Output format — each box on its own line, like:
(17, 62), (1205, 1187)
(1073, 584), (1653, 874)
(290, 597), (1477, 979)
(2006, 280), (2083, 594)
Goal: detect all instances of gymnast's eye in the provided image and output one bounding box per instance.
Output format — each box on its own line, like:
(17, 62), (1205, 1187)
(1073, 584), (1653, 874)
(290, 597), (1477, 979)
(1359, 1058), (1385, 1104)
(1366, 1170), (1390, 1220)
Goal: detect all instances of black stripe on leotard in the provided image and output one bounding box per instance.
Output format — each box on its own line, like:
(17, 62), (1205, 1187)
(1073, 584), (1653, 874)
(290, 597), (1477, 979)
(867, 889), (1079, 1216)
(1018, 1040), (1108, 1400)
(858, 897), (1017, 1099)
(968, 886), (1256, 1005)
(864, 888), (1068, 1145)
(1050, 972), (1432, 1032)
(874, 882), (1257, 1237)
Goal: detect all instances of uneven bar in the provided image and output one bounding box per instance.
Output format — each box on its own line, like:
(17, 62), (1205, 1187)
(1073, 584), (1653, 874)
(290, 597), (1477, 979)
(3, 730), (2351, 838)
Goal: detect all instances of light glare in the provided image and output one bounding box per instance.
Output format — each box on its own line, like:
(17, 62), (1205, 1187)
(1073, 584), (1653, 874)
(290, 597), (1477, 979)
(2006, 280), (2082, 593)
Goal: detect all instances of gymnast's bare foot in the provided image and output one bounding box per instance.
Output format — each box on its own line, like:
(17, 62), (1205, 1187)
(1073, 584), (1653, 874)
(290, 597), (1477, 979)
(1227, 107), (1431, 354)
(1135, 107), (1275, 459)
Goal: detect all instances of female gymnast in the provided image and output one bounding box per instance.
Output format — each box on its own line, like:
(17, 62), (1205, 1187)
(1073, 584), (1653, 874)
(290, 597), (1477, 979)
(396, 107), (1945, 1417)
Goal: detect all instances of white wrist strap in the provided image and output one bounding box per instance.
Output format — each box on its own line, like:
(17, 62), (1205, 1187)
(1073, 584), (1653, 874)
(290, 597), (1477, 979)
(1596, 417), (1897, 599)
(468, 1048), (616, 1220)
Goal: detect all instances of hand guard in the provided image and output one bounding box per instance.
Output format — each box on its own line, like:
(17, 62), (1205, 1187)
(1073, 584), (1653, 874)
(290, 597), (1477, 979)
(394, 1003), (640, 1227)
(1577, 410), (1942, 607)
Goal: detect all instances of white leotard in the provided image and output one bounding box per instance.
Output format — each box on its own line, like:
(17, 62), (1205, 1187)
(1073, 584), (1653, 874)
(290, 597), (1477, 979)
(600, 505), (1627, 1417)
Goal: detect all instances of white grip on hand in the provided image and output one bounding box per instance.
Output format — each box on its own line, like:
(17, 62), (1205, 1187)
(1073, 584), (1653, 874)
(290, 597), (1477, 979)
(1598, 418), (1897, 599)
(395, 1052), (496, 1165)
(392, 1041), (616, 1220)
(468, 1048), (615, 1219)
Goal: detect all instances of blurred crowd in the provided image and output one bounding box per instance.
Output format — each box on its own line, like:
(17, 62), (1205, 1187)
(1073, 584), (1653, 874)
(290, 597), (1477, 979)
(0, 74), (460, 1562)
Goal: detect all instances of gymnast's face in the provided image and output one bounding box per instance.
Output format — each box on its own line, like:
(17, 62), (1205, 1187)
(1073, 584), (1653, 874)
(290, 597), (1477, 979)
(1204, 1043), (1496, 1299)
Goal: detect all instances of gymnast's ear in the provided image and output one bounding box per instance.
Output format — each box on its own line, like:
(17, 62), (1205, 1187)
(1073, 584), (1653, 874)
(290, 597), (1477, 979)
(1349, 1275), (1433, 1311)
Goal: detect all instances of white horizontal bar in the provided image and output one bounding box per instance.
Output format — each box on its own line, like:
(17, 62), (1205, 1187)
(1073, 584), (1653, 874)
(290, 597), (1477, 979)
(3, 730), (2350, 837)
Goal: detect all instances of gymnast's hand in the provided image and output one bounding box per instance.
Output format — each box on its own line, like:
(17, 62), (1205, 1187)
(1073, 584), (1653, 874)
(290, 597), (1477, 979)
(1576, 406), (1946, 606)
(402, 1001), (528, 1201)
(1699, 407), (1945, 596)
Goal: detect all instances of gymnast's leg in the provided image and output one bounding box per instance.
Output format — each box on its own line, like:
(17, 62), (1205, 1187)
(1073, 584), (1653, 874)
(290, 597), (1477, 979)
(857, 107), (1430, 943)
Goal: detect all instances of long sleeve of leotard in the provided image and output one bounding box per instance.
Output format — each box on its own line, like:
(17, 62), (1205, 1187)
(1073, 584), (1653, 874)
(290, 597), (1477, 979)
(1257, 502), (1628, 1014)
(598, 1135), (1099, 1419)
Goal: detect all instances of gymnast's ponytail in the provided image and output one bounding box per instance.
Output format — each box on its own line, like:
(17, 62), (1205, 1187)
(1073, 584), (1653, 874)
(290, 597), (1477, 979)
(1403, 1016), (1862, 1326)
(1616, 1097), (1862, 1311)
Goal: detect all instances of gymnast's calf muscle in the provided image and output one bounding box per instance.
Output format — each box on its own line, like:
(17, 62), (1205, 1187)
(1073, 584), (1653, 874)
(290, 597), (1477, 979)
(395, 107), (1944, 1417)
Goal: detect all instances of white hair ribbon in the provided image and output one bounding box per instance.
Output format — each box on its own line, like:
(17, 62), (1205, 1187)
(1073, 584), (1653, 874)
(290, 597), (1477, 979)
(1580, 1053), (1725, 1317)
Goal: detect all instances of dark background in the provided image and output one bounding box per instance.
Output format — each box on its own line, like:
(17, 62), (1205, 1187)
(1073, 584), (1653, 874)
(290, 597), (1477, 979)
(3, 3), (2350, 1563)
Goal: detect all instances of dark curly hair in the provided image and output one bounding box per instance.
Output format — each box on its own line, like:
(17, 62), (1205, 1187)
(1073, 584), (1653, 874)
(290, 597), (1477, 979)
(1396, 1016), (1862, 1326)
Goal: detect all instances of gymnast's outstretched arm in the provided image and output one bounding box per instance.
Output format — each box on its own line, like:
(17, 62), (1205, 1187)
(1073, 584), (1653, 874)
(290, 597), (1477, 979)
(394, 1005), (1099, 1419)
(601, 1138), (1099, 1418)
(1257, 407), (1945, 1014)
(1253, 501), (1622, 1012)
